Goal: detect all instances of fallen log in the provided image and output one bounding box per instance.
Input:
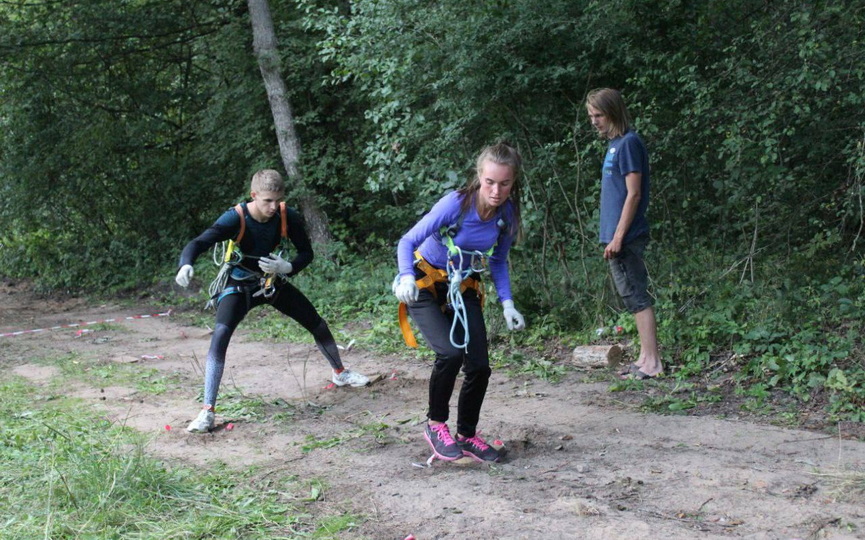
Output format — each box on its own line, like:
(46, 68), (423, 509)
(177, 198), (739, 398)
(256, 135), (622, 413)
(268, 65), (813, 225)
(571, 344), (625, 369)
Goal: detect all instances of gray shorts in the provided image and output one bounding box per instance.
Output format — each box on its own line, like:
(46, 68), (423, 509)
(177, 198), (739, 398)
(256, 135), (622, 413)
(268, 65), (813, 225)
(608, 235), (654, 313)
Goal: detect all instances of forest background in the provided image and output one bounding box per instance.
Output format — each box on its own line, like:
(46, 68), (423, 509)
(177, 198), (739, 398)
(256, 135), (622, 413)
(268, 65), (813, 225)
(1, 0), (863, 420)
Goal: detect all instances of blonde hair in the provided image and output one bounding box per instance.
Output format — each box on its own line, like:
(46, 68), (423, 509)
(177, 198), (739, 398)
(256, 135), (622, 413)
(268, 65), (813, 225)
(585, 88), (631, 139)
(250, 169), (285, 194)
(457, 142), (522, 238)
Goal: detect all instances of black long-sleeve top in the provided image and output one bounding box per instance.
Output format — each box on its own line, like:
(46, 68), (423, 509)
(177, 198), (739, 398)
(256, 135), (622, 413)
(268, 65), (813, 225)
(178, 203), (313, 277)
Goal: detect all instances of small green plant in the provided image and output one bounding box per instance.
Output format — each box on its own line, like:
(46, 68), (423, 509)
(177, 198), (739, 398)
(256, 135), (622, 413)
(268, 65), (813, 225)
(301, 420), (392, 453)
(303, 479), (326, 502)
(312, 512), (363, 538)
(214, 392), (268, 422)
(608, 377), (652, 392)
(639, 395), (697, 413)
(302, 434), (345, 452)
(135, 368), (173, 394)
(491, 348), (567, 382)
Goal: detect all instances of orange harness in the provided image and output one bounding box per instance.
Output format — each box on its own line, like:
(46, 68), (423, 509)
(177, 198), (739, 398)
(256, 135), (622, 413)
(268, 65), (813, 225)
(398, 252), (485, 348)
(231, 201), (288, 243)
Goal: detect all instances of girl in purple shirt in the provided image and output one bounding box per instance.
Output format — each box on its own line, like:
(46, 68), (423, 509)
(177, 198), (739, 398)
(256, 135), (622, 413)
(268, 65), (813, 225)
(394, 142), (526, 463)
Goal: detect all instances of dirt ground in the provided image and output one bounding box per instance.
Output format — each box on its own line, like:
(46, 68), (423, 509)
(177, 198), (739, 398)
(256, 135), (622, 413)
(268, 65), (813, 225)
(2, 280), (864, 540)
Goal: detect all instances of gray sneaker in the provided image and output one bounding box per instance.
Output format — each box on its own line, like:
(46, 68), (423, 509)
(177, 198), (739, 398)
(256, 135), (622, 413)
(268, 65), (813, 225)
(457, 433), (500, 462)
(332, 369), (370, 387)
(424, 423), (462, 461)
(186, 408), (215, 433)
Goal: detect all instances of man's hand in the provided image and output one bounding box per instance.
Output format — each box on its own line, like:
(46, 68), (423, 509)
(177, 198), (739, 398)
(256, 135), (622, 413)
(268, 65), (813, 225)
(175, 265), (194, 288)
(604, 237), (623, 259)
(259, 253), (293, 275)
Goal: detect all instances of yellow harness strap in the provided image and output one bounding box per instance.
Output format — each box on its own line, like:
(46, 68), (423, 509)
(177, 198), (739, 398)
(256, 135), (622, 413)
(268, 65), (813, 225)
(398, 252), (485, 348)
(398, 302), (418, 348)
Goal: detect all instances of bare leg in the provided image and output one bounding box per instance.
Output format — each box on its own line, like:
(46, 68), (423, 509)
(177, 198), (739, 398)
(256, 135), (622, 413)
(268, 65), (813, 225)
(634, 307), (662, 376)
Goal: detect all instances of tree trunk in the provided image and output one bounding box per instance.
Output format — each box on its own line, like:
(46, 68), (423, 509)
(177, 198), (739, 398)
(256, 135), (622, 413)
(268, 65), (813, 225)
(246, 0), (332, 246)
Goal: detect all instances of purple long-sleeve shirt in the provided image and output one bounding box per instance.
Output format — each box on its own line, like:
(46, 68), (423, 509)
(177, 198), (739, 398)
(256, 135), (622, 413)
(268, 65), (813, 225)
(396, 191), (515, 302)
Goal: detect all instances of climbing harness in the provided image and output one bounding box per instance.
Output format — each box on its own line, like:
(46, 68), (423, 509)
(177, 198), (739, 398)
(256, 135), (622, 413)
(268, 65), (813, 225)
(397, 251), (486, 349)
(206, 202), (289, 309)
(397, 208), (508, 350)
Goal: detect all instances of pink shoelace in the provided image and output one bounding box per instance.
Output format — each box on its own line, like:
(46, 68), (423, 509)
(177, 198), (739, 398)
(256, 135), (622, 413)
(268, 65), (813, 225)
(430, 423), (457, 446)
(459, 433), (490, 450)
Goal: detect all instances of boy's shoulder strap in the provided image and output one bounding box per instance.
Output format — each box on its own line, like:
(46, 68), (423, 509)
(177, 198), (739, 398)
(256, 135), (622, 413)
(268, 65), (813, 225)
(231, 202), (289, 244)
(280, 202), (288, 238)
(232, 204), (246, 243)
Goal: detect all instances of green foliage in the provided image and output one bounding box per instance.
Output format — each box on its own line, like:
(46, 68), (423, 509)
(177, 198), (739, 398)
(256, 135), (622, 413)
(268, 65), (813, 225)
(204, 389), (269, 422)
(241, 244), (411, 353)
(653, 249), (865, 420)
(0, 0), (264, 291)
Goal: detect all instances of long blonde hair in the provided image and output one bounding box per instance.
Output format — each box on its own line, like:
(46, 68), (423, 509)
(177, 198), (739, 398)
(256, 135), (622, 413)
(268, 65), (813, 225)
(585, 88), (631, 139)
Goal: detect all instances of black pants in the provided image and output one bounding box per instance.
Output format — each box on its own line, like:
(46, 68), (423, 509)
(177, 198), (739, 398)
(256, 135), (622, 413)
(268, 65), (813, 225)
(216, 278), (324, 334)
(202, 279), (343, 408)
(408, 281), (490, 438)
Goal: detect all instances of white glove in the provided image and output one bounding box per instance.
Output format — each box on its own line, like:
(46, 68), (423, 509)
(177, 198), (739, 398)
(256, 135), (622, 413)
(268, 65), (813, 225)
(393, 274), (419, 304)
(175, 264), (194, 288)
(502, 299), (525, 331)
(259, 253), (293, 275)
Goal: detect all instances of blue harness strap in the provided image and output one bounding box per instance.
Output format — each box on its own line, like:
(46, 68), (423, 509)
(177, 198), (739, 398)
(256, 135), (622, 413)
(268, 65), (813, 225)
(216, 285), (244, 305)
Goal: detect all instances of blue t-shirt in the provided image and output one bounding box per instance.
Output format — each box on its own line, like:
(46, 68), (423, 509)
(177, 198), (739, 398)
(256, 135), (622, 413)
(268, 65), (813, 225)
(396, 191), (516, 302)
(599, 130), (650, 244)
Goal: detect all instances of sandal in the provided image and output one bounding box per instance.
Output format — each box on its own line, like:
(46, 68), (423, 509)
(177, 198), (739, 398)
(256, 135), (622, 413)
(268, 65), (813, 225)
(620, 369), (660, 380)
(618, 363), (640, 376)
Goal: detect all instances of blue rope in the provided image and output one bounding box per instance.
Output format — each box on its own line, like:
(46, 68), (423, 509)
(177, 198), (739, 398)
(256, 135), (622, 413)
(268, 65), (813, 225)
(445, 246), (488, 350)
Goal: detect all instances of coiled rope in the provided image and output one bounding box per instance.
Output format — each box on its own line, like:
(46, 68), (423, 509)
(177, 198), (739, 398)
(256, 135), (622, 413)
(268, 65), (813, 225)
(206, 242), (286, 309)
(445, 246), (488, 350)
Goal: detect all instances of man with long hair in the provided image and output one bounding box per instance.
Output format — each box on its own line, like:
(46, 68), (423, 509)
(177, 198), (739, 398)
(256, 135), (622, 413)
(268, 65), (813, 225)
(586, 88), (663, 380)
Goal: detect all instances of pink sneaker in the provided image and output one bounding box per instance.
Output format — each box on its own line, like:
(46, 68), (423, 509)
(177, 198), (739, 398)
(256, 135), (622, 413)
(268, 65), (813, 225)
(456, 433), (500, 462)
(424, 423), (462, 460)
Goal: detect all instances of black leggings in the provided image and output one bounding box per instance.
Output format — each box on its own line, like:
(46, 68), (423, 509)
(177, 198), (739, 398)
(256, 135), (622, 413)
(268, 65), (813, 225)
(408, 281), (490, 438)
(202, 279), (343, 408)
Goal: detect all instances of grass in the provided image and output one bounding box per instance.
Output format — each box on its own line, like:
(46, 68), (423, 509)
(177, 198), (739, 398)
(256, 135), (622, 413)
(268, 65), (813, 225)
(45, 350), (186, 397)
(195, 387), (270, 422)
(312, 513), (364, 539)
(0, 377), (358, 539)
(814, 467), (865, 503)
(301, 419), (393, 453)
(492, 349), (567, 382)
